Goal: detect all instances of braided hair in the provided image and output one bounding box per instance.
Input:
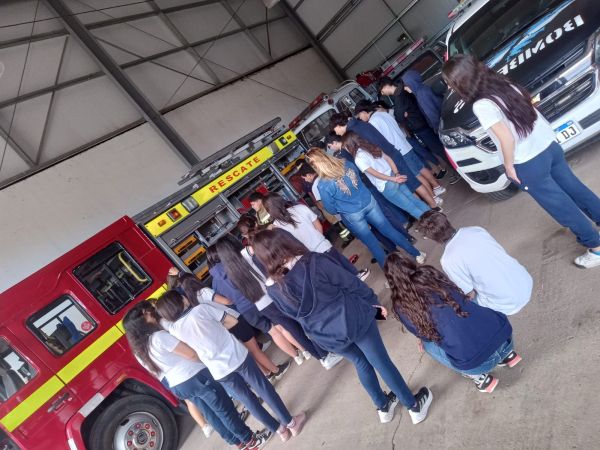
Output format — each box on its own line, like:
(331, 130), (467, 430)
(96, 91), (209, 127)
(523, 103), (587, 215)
(442, 54), (537, 138)
(384, 251), (469, 343)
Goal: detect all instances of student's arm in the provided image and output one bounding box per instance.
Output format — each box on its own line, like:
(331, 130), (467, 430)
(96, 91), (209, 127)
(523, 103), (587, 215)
(490, 121), (519, 184)
(365, 166), (407, 184)
(312, 219), (323, 234)
(213, 293), (233, 305)
(171, 341), (201, 361)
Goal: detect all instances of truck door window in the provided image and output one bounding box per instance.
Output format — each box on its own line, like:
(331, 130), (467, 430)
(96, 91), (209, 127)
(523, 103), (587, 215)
(73, 243), (152, 314)
(336, 89), (368, 115)
(0, 338), (36, 403)
(27, 296), (97, 356)
(299, 109), (334, 147)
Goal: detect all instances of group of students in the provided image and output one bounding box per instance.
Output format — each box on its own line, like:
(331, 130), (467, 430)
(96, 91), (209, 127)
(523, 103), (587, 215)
(122, 54), (600, 450)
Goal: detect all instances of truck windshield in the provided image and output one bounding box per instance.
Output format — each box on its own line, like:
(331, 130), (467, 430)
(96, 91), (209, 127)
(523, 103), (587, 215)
(448, 0), (563, 58)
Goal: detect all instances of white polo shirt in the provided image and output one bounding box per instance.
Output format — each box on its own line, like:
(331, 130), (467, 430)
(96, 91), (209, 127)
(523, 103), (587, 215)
(441, 226), (533, 315)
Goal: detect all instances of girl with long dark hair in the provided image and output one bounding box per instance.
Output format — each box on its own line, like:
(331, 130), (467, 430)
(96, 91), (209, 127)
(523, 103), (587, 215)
(263, 193), (369, 280)
(155, 290), (306, 442)
(252, 228), (433, 426)
(123, 302), (270, 448)
(185, 252), (290, 382)
(219, 233), (344, 370)
(384, 251), (521, 393)
(343, 131), (431, 220)
(305, 148), (425, 267)
(443, 54), (600, 268)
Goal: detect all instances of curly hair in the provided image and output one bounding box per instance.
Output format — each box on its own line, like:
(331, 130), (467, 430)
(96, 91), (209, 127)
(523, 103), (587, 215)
(442, 54), (536, 138)
(384, 251), (469, 343)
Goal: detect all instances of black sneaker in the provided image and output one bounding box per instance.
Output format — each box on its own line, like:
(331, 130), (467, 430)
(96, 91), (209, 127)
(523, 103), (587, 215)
(473, 373), (499, 393)
(408, 387), (433, 424)
(434, 168), (447, 180)
(497, 351), (522, 368)
(377, 392), (399, 423)
(408, 235), (417, 244)
(243, 429), (273, 449)
(272, 361), (291, 381)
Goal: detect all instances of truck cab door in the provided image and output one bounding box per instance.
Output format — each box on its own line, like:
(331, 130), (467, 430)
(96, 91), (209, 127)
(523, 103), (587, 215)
(0, 328), (78, 450)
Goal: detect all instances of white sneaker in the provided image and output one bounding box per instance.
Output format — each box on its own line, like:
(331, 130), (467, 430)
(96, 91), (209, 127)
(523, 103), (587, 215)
(357, 268), (370, 281)
(320, 353), (344, 370)
(302, 350), (312, 361)
(434, 196), (444, 206)
(294, 353), (304, 366)
(202, 424), (214, 438)
(377, 392), (399, 424)
(433, 186), (447, 196)
(408, 387), (433, 425)
(416, 252), (426, 264)
(574, 249), (600, 268)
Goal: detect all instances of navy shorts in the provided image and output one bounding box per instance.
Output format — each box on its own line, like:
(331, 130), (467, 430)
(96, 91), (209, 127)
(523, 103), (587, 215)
(403, 150), (425, 175)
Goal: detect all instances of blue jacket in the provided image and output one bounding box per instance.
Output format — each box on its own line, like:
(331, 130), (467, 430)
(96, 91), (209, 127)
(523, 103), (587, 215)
(396, 289), (512, 371)
(402, 70), (443, 131)
(267, 252), (378, 352)
(346, 118), (420, 192)
(318, 161), (373, 216)
(335, 148), (408, 225)
(209, 263), (255, 315)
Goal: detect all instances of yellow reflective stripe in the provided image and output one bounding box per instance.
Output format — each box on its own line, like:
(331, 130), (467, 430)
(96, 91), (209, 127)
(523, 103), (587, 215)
(0, 376), (64, 432)
(57, 326), (123, 383)
(0, 283), (170, 431)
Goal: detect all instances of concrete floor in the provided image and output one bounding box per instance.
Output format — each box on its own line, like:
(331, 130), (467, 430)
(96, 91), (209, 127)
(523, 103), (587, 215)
(178, 141), (600, 450)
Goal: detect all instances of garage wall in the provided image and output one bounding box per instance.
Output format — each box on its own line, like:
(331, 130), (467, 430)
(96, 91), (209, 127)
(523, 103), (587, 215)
(289, 0), (457, 76)
(0, 48), (339, 292)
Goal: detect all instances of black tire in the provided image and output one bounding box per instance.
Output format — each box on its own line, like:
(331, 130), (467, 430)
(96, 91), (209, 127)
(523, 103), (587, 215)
(484, 184), (520, 202)
(88, 394), (178, 450)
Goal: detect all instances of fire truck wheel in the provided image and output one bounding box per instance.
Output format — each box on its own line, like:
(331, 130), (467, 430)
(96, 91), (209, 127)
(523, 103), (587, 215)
(88, 394), (178, 450)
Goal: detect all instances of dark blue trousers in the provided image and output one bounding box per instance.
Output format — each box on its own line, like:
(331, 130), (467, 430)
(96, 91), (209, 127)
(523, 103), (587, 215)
(514, 141), (600, 248)
(167, 369), (252, 445)
(219, 355), (293, 433)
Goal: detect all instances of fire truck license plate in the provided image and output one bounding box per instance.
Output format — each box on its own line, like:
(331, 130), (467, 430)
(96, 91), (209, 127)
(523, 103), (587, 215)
(555, 120), (580, 144)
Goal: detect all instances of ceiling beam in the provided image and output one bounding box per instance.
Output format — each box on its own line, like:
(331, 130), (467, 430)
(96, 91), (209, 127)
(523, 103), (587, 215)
(45, 0), (201, 166)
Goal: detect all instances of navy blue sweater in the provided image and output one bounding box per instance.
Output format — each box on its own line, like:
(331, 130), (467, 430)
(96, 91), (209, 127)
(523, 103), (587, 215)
(267, 252), (378, 352)
(396, 289), (512, 370)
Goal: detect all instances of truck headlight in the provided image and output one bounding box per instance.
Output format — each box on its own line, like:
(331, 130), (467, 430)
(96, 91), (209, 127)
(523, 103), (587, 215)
(439, 129), (474, 148)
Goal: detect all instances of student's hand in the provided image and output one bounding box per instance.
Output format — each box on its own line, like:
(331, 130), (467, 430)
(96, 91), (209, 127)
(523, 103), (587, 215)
(505, 165), (520, 185)
(391, 174), (407, 184)
(404, 112), (408, 118)
(168, 267), (179, 276)
(373, 305), (388, 319)
(417, 339), (424, 354)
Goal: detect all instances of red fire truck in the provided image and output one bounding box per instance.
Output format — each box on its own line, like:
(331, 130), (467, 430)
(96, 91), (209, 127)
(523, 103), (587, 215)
(0, 123), (306, 450)
(0, 217), (176, 450)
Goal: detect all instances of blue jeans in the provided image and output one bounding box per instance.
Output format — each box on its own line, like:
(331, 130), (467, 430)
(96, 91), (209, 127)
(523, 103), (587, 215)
(167, 369), (252, 445)
(338, 320), (416, 409)
(343, 196), (419, 267)
(423, 338), (514, 377)
(218, 355), (293, 432)
(403, 149), (425, 175)
(413, 127), (446, 161)
(514, 141), (600, 248)
(407, 135), (439, 168)
(382, 182), (430, 219)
